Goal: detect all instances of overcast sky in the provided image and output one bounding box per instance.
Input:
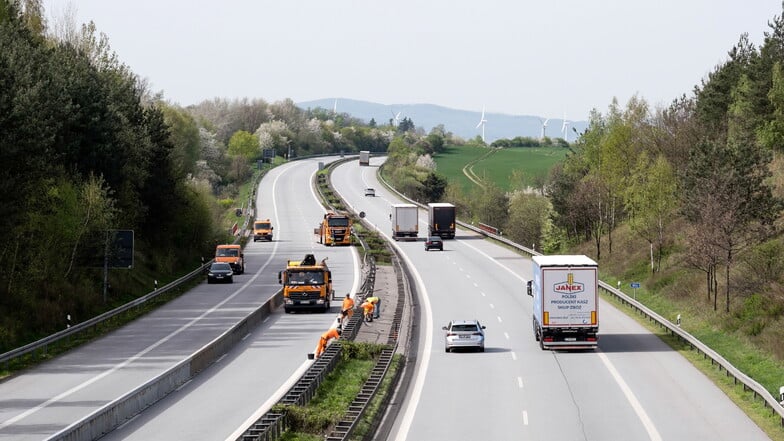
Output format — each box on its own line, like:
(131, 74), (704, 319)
(43, 1), (783, 121)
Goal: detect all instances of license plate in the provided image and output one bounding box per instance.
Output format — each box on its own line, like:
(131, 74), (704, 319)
(564, 337), (576, 341)
(302, 300), (312, 305)
(459, 335), (471, 339)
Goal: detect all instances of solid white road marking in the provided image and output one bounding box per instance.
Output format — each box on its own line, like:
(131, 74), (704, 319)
(598, 352), (663, 441)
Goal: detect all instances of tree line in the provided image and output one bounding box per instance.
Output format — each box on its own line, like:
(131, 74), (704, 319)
(0, 0), (415, 350)
(382, 7), (784, 319)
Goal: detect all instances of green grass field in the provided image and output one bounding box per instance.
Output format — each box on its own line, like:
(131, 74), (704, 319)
(434, 145), (569, 192)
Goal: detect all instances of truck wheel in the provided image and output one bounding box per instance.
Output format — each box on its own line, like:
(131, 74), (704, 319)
(533, 319), (539, 341)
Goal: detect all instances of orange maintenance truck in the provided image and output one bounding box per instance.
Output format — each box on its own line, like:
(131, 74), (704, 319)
(318, 212), (352, 246)
(278, 254), (333, 313)
(215, 244), (245, 274)
(253, 219), (274, 242)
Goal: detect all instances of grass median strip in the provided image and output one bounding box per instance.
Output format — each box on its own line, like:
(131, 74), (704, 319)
(274, 342), (396, 440)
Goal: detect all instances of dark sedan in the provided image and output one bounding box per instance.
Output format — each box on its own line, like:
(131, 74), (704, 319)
(424, 236), (443, 251)
(207, 262), (234, 284)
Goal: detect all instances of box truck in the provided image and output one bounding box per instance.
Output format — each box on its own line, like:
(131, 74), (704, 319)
(359, 151), (370, 166)
(527, 255), (599, 350)
(427, 202), (455, 239)
(391, 204), (419, 240)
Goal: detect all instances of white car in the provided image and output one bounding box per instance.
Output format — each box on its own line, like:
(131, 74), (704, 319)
(364, 188), (376, 197)
(443, 320), (486, 352)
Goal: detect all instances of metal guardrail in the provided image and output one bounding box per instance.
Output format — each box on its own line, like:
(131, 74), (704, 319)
(0, 261), (212, 369)
(1, 164), (277, 370)
(376, 164), (784, 425)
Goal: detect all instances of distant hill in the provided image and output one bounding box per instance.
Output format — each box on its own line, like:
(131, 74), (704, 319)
(296, 98), (588, 143)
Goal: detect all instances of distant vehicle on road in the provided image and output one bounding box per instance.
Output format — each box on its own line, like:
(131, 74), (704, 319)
(207, 262), (234, 284)
(215, 244), (245, 274)
(427, 202), (456, 239)
(443, 319), (485, 352)
(392, 203), (419, 240)
(364, 188), (376, 197)
(253, 219), (273, 242)
(359, 150), (370, 166)
(424, 236), (443, 251)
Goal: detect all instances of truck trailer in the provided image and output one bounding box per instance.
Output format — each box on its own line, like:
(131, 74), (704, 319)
(427, 202), (456, 239)
(527, 255), (599, 350)
(359, 150), (370, 166)
(391, 204), (419, 240)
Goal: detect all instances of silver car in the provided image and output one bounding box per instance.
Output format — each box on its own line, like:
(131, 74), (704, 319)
(443, 320), (486, 352)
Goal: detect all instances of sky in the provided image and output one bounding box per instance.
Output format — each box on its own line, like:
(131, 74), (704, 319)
(43, 0), (784, 122)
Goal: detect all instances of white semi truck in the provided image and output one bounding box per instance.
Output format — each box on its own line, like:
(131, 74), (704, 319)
(359, 150), (370, 166)
(391, 204), (419, 240)
(527, 255), (599, 350)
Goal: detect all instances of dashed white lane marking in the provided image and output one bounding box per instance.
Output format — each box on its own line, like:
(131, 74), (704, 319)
(489, 303), (495, 309)
(504, 332), (510, 340)
(481, 292), (486, 297)
(523, 410), (529, 425)
(511, 352), (517, 361)
(497, 316), (503, 323)
(517, 377), (524, 388)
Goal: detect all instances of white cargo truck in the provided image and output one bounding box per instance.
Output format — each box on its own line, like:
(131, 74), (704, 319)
(527, 255), (599, 350)
(359, 150), (370, 166)
(391, 204), (419, 240)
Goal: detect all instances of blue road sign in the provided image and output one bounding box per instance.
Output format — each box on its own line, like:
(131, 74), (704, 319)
(630, 282), (641, 288)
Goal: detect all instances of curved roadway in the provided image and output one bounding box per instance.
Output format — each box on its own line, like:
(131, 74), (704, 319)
(330, 156), (769, 441)
(0, 157), (358, 440)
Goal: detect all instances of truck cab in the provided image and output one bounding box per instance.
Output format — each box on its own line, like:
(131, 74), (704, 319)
(319, 212), (352, 246)
(253, 219), (273, 242)
(215, 244), (245, 274)
(278, 254), (333, 313)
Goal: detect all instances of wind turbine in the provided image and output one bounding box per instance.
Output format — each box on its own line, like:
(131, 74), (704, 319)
(390, 110), (402, 127)
(561, 118), (570, 142)
(539, 118), (550, 140)
(476, 106), (487, 142)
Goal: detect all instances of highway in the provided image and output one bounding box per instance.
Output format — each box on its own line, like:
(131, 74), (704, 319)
(0, 158), (358, 440)
(0, 154), (772, 440)
(331, 156), (769, 441)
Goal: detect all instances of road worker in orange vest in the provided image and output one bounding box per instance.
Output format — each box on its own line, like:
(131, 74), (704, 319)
(342, 293), (355, 319)
(315, 327), (341, 358)
(361, 299), (375, 322)
(366, 296), (380, 319)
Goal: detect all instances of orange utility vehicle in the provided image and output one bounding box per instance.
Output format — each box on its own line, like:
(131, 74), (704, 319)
(215, 244), (245, 274)
(318, 212), (352, 246)
(278, 254), (333, 313)
(253, 219), (274, 242)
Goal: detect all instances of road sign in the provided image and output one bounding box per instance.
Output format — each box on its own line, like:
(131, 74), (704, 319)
(630, 282), (640, 288)
(108, 230), (134, 269)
